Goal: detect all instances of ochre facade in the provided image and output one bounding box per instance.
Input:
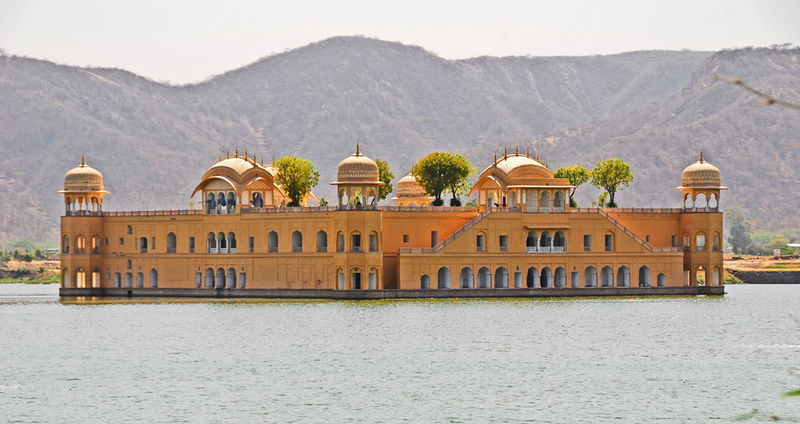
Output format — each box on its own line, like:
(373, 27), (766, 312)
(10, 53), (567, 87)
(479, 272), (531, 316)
(59, 148), (725, 292)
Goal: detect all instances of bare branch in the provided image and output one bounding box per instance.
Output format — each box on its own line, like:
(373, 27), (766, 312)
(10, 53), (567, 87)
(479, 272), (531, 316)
(713, 74), (800, 111)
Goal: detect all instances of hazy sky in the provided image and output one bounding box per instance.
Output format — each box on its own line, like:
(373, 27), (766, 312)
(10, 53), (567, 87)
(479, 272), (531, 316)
(1, 0), (798, 84)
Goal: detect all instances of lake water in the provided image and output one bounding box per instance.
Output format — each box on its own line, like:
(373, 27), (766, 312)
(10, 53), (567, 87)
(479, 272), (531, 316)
(1, 284), (798, 423)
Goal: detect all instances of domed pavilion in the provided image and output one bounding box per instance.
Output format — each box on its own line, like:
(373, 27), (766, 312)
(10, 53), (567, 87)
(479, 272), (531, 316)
(331, 144), (384, 208)
(676, 152), (726, 211)
(391, 174), (434, 207)
(58, 157), (109, 214)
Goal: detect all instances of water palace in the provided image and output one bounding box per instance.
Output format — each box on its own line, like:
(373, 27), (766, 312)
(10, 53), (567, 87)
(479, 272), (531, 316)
(59, 147), (726, 298)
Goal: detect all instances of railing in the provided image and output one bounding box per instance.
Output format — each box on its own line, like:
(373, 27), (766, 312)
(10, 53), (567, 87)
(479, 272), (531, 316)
(100, 210), (201, 217)
(243, 206), (339, 213)
(595, 209), (684, 253)
(65, 211), (102, 217)
(552, 206), (564, 213)
(570, 207), (718, 214)
(379, 205), (478, 212)
(526, 246), (566, 253)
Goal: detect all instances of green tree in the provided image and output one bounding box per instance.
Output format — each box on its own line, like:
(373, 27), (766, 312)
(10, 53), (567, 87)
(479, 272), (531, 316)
(411, 152), (473, 206)
(275, 156), (320, 207)
(590, 158), (634, 208)
(726, 205), (754, 254)
(554, 165), (591, 207)
(374, 159), (395, 201)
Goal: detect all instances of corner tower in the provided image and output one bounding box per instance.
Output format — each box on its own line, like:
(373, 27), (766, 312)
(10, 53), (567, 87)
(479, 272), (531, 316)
(58, 157), (109, 215)
(676, 152), (727, 212)
(331, 144), (384, 208)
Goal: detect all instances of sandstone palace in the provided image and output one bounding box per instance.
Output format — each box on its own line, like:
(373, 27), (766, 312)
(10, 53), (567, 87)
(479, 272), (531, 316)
(58, 147), (725, 298)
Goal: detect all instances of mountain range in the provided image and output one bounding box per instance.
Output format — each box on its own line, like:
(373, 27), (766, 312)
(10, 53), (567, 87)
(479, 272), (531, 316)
(1, 36), (798, 243)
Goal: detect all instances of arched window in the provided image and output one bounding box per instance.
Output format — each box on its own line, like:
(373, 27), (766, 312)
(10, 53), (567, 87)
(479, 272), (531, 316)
(540, 191), (551, 212)
(601, 266), (614, 287)
(91, 236), (100, 254)
(713, 266), (721, 286)
(554, 231), (566, 251)
(526, 231), (538, 252)
(584, 266), (597, 287)
(695, 193), (708, 210)
(150, 269), (158, 288)
(239, 271), (246, 289)
(604, 233), (614, 252)
(420, 274), (430, 290)
(217, 232), (227, 252)
(114, 272), (121, 288)
(554, 267), (566, 288)
(139, 237), (147, 253)
(127, 225), (132, 234)
(638, 265), (651, 287)
(477, 267), (491, 288)
(540, 231), (551, 249)
(684, 194), (694, 209)
(166, 232), (177, 253)
(125, 272), (133, 288)
(554, 191), (565, 211)
(226, 191), (236, 213)
(712, 233), (720, 251)
(126, 259), (132, 270)
(337, 268), (345, 290)
(616, 266), (630, 287)
(657, 273), (666, 287)
(205, 268), (215, 288)
(351, 232), (362, 252)
(62, 268), (70, 288)
(494, 267), (508, 288)
(75, 235), (86, 253)
(526, 267), (539, 288)
(696, 232), (706, 251)
(476, 233), (486, 252)
(206, 193), (216, 214)
(437, 267), (451, 289)
(136, 272), (144, 288)
(317, 230), (328, 252)
(709, 193), (718, 210)
(368, 268), (378, 289)
(540, 267), (552, 288)
(227, 268), (236, 289)
(63, 236), (70, 253)
(351, 269), (362, 290)
(268, 231), (278, 252)
(227, 232), (236, 253)
(369, 232), (378, 252)
(337, 232), (344, 252)
(292, 230), (303, 252)
(460, 267), (474, 289)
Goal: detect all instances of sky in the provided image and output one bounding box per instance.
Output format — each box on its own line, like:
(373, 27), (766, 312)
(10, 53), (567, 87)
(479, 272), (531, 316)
(1, 0), (798, 84)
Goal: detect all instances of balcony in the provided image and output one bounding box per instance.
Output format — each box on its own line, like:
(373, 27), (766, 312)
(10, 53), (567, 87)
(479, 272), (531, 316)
(526, 246), (566, 253)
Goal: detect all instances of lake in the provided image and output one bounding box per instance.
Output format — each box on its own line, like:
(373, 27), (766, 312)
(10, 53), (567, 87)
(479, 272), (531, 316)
(1, 284), (798, 423)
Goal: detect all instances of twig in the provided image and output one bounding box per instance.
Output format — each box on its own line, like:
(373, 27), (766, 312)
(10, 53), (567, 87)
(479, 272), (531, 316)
(713, 74), (800, 111)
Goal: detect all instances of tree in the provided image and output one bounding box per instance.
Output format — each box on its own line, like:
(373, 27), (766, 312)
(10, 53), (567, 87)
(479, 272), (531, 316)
(275, 156), (320, 207)
(726, 205), (753, 254)
(554, 165), (591, 207)
(374, 159), (395, 201)
(590, 158), (634, 208)
(411, 152), (473, 206)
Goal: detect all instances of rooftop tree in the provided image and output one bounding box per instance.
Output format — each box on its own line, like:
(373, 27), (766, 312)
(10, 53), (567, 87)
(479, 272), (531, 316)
(554, 165), (591, 207)
(590, 158), (633, 208)
(412, 152), (473, 206)
(374, 159), (395, 201)
(275, 155), (320, 207)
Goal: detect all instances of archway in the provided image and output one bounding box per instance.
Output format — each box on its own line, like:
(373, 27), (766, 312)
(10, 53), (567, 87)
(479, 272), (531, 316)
(437, 267), (451, 289)
(696, 265), (706, 286)
(292, 230), (303, 252)
(136, 272), (144, 288)
(713, 266), (721, 286)
(526, 267), (539, 288)
(554, 267), (566, 288)
(494, 267), (508, 288)
(317, 230), (328, 252)
(150, 268), (158, 288)
(601, 266), (614, 287)
(227, 232), (236, 253)
(216, 268), (226, 288)
(420, 274), (430, 290)
(337, 268), (344, 290)
(657, 273), (666, 287)
(205, 268), (215, 288)
(616, 266), (630, 287)
(584, 266), (597, 287)
(62, 268), (70, 288)
(477, 267), (491, 288)
(460, 267), (474, 289)
(125, 272), (133, 288)
(554, 191), (564, 211)
(114, 272), (121, 288)
(268, 231), (278, 252)
(351, 269), (362, 289)
(227, 268), (236, 288)
(167, 232), (176, 253)
(540, 191), (551, 212)
(638, 266), (651, 287)
(540, 267), (552, 288)
(207, 232), (216, 253)
(369, 268), (378, 290)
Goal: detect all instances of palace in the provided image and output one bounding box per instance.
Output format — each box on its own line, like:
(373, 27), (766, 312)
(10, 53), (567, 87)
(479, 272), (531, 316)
(59, 147), (725, 297)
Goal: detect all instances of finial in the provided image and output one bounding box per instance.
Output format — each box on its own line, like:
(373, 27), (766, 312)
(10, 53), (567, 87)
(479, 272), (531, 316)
(699, 151), (704, 163)
(494, 153), (497, 166)
(219, 155), (222, 161)
(244, 149), (248, 159)
(356, 141), (361, 156)
(515, 145), (519, 156)
(226, 151), (230, 159)
(261, 158), (264, 167)
(252, 153), (256, 164)
(272, 155), (276, 167)
(235, 147), (239, 158)
(526, 148), (530, 158)
(504, 147), (508, 159)
(81, 156), (86, 166)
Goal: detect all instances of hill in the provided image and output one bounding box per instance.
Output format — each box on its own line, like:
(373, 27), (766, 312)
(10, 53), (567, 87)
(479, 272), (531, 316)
(0, 36), (796, 242)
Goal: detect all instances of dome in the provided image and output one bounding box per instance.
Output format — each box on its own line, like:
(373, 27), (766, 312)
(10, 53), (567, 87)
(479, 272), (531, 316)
(205, 156), (255, 176)
(680, 152), (723, 188)
(63, 157), (104, 191)
(336, 144), (379, 183)
(395, 174), (429, 198)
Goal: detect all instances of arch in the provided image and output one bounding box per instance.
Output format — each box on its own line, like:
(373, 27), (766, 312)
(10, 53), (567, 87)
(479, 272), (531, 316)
(226, 191), (236, 213)
(526, 266), (539, 288)
(337, 268), (345, 290)
(616, 266), (630, 287)
(369, 268), (378, 290)
(316, 230), (328, 252)
(709, 193), (718, 209)
(540, 267), (552, 288)
(166, 232), (176, 253)
(336, 232), (345, 252)
(684, 193), (694, 209)
(526, 231), (538, 248)
(205, 268), (215, 288)
(460, 267), (474, 289)
(127, 225), (132, 235)
(149, 268), (158, 288)
(494, 267), (508, 288)
(540, 191), (551, 212)
(554, 191), (565, 210)
(227, 268), (236, 289)
(369, 231), (378, 252)
(207, 232), (216, 253)
(91, 235), (100, 253)
(601, 266), (614, 287)
(696, 232), (706, 251)
(75, 235), (86, 253)
(695, 193), (708, 210)
(206, 192), (216, 213)
(696, 265), (707, 286)
(114, 272), (121, 288)
(584, 266), (597, 287)
(62, 268), (70, 288)
(437, 267), (451, 289)
(713, 266), (721, 286)
(604, 233), (614, 252)
(126, 259), (132, 270)
(138, 236), (147, 253)
(526, 189), (538, 212)
(351, 231), (362, 252)
(227, 232), (236, 253)
(420, 274), (430, 290)
(125, 272), (133, 288)
(63, 236), (70, 253)
(657, 273), (666, 287)
(239, 272), (246, 289)
(477, 267), (491, 288)
(268, 231), (278, 252)
(540, 231), (551, 249)
(216, 267), (226, 288)
(351, 269), (362, 289)
(217, 232), (227, 252)
(554, 267), (566, 288)
(292, 230), (303, 252)
(638, 265), (651, 287)
(712, 233), (720, 251)
(509, 190), (517, 208)
(554, 231), (566, 250)
(136, 272), (144, 288)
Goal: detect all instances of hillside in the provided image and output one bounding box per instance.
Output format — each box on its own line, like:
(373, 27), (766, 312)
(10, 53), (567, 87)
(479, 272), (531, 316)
(0, 36), (796, 242)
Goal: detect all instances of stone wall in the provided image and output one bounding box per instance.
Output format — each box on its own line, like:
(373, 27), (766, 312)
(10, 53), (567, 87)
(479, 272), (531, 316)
(729, 270), (800, 284)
